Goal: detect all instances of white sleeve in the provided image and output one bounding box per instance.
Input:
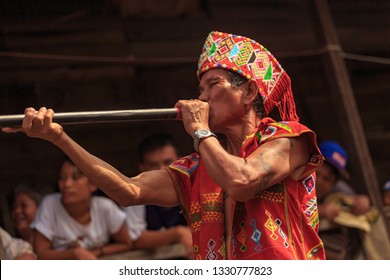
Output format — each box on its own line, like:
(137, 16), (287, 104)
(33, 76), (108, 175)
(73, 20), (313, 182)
(104, 199), (127, 235)
(1, 227), (34, 260)
(122, 205), (147, 240)
(30, 195), (57, 241)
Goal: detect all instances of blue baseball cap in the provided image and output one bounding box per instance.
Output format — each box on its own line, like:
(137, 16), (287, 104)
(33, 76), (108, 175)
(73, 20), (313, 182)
(319, 140), (349, 178)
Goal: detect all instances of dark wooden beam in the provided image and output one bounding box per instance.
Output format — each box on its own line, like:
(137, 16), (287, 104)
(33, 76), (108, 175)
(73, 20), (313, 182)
(309, 0), (390, 238)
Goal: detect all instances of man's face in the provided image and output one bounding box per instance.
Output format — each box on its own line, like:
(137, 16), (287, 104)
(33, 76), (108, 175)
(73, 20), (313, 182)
(140, 145), (178, 172)
(316, 162), (337, 199)
(198, 69), (246, 132)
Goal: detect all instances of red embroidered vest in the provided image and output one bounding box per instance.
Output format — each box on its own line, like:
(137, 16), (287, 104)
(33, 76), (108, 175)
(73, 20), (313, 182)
(167, 118), (325, 259)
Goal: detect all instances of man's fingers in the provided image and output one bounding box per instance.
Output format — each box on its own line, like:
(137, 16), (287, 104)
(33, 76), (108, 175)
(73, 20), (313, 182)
(32, 107), (47, 126)
(22, 107), (36, 130)
(2, 107), (37, 133)
(174, 100), (186, 108)
(42, 108), (54, 127)
(2, 107), (57, 138)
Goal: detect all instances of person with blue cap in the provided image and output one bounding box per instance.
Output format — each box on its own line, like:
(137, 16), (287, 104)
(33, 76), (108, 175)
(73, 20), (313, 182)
(316, 140), (372, 259)
(317, 141), (371, 218)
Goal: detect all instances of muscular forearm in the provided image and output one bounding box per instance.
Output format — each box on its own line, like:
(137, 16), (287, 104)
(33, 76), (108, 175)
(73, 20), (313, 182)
(53, 132), (139, 206)
(199, 137), (250, 195)
(199, 136), (304, 201)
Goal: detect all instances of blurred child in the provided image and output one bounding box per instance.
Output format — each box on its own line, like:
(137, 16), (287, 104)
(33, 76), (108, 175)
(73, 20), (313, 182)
(31, 157), (132, 259)
(11, 185), (41, 245)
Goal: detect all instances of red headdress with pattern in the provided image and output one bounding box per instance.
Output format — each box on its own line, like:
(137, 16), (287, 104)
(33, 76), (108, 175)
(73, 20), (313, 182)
(197, 31), (299, 121)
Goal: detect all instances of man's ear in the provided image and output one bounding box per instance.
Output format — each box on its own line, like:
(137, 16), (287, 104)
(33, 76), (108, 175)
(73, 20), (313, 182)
(243, 79), (259, 105)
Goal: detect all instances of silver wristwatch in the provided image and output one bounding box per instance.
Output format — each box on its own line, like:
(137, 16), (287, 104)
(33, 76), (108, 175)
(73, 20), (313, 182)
(193, 129), (217, 153)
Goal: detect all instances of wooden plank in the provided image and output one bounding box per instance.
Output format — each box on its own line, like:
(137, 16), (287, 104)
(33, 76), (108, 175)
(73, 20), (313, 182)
(309, 0), (390, 238)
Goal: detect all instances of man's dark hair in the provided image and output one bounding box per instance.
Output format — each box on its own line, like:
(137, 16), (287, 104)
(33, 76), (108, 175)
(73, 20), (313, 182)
(227, 70), (264, 119)
(138, 133), (178, 163)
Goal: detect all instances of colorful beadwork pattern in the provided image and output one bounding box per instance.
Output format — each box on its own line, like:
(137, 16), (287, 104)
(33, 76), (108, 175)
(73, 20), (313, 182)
(217, 237), (226, 259)
(237, 221), (247, 252)
(206, 239), (218, 260)
(270, 122), (293, 133)
(304, 198), (319, 228)
(189, 201), (202, 232)
(256, 187), (284, 203)
(264, 211), (279, 240)
(303, 174), (315, 195)
(275, 218), (289, 248)
(249, 218), (263, 252)
(201, 193), (224, 223)
(168, 117), (326, 259)
(197, 31), (299, 121)
(169, 154), (200, 177)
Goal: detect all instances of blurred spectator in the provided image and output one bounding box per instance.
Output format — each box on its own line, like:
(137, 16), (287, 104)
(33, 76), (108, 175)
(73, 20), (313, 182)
(11, 185), (41, 245)
(31, 157), (132, 259)
(383, 179), (390, 222)
(317, 141), (372, 259)
(139, 133), (187, 230)
(383, 179), (390, 207)
(123, 133), (192, 258)
(0, 227), (36, 260)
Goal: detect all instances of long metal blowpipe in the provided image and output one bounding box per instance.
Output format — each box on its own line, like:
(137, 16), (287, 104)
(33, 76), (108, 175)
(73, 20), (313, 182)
(0, 108), (181, 127)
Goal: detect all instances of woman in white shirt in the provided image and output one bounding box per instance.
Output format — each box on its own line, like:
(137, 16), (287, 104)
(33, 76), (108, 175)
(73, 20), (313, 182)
(31, 158), (132, 259)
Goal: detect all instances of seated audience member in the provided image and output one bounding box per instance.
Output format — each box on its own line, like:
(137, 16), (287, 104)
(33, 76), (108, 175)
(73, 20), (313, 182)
(11, 185), (41, 245)
(123, 133), (192, 257)
(31, 157), (132, 259)
(383, 179), (390, 207)
(316, 141), (373, 259)
(383, 179), (390, 220)
(140, 133), (187, 230)
(0, 227), (36, 260)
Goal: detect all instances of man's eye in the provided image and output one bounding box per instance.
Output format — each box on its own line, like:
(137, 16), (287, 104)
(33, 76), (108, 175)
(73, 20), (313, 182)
(209, 82), (217, 88)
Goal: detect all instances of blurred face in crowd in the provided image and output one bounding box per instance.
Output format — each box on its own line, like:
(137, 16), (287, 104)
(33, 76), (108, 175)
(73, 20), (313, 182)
(316, 162), (338, 199)
(12, 192), (38, 234)
(140, 145), (178, 172)
(58, 160), (96, 206)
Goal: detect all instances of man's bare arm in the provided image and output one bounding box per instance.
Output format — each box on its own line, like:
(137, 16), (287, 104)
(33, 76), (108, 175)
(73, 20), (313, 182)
(199, 135), (310, 201)
(1, 107), (178, 207)
(53, 130), (179, 207)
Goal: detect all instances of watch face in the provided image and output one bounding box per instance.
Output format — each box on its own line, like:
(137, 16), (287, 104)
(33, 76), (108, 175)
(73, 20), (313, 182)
(198, 129), (210, 136)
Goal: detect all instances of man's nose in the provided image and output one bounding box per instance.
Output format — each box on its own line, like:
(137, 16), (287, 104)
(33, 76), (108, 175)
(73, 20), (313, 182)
(198, 91), (209, 102)
(62, 177), (73, 187)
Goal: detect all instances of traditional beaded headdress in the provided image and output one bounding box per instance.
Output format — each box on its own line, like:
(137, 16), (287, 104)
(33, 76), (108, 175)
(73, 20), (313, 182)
(197, 31), (299, 121)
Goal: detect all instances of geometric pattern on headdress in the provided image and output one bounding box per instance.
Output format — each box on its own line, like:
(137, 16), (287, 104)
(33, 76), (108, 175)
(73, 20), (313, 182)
(197, 31), (299, 121)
